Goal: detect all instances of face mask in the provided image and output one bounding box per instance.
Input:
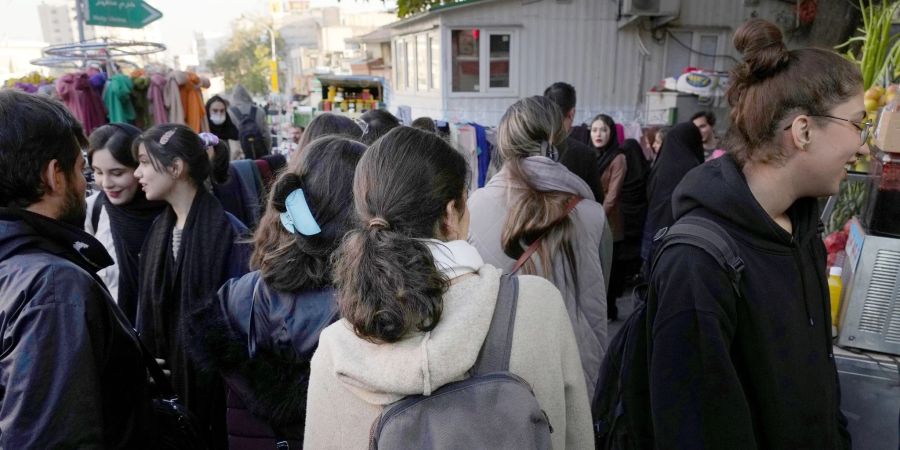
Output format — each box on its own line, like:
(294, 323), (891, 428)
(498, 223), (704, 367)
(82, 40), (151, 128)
(210, 114), (226, 125)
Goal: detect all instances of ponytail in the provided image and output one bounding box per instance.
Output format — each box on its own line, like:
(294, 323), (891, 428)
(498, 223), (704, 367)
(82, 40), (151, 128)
(333, 127), (467, 343)
(497, 96), (579, 283)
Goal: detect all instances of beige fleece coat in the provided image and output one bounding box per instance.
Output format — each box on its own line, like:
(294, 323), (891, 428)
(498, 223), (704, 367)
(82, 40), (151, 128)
(303, 265), (594, 449)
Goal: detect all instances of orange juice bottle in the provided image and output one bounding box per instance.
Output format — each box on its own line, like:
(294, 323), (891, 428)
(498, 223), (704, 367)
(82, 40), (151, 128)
(828, 267), (843, 337)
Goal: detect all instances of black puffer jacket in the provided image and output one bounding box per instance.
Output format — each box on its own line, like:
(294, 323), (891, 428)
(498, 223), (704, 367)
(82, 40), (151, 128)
(186, 270), (338, 449)
(0, 208), (152, 448)
(648, 155), (850, 449)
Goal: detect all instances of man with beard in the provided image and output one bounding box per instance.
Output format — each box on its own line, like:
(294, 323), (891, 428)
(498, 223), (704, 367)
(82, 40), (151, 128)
(0, 90), (153, 448)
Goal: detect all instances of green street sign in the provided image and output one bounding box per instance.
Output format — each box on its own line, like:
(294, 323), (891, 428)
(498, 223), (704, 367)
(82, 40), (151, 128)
(85, 0), (163, 29)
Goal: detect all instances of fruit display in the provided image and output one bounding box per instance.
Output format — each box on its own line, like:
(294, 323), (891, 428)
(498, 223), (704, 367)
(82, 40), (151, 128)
(827, 177), (870, 235)
(865, 83), (898, 121)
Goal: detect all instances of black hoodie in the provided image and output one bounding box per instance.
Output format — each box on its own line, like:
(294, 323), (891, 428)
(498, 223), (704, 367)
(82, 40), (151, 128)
(647, 155), (850, 449)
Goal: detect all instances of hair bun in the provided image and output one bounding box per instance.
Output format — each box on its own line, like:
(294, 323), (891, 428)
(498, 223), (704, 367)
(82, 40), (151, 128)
(733, 18), (790, 80)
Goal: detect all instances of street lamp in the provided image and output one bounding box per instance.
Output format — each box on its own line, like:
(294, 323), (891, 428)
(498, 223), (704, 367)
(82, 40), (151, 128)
(240, 15), (278, 93)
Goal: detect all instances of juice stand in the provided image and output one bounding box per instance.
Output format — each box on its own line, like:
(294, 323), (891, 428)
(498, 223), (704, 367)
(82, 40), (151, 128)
(311, 75), (387, 118)
(825, 99), (900, 450)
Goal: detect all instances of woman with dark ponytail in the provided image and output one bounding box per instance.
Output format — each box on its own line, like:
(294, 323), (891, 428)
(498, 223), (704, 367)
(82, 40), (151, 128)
(304, 126), (593, 449)
(648, 18), (868, 448)
(133, 124), (252, 447)
(467, 96), (612, 400)
(186, 136), (364, 448)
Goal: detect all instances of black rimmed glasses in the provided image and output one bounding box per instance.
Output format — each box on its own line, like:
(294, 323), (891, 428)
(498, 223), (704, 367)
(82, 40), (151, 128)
(783, 114), (874, 145)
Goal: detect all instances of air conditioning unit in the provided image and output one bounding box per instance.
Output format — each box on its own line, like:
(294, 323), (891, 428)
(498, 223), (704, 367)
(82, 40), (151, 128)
(621, 0), (680, 16)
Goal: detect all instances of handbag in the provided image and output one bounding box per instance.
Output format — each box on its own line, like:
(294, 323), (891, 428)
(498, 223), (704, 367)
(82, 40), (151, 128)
(102, 291), (208, 449)
(512, 195), (583, 273)
(137, 336), (208, 450)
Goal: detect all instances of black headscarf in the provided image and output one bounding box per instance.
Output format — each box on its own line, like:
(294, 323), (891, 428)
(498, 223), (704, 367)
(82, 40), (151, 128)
(592, 114), (624, 177)
(643, 121), (704, 258)
(206, 95), (239, 142)
(619, 139), (650, 241)
(99, 190), (165, 323)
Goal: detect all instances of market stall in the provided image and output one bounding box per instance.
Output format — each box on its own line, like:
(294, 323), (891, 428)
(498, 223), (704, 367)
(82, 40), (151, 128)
(824, 82), (900, 450)
(310, 74), (387, 117)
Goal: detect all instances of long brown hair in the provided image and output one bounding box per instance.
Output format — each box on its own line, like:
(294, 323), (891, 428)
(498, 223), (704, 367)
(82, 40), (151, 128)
(252, 136), (365, 292)
(333, 126), (468, 344)
(725, 18), (862, 165)
(498, 96), (579, 286)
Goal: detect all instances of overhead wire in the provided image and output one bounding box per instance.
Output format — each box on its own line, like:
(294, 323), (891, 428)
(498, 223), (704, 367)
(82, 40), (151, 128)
(665, 29), (739, 64)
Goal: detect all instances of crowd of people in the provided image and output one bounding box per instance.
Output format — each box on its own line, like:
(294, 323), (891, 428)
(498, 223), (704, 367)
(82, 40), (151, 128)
(0, 18), (872, 449)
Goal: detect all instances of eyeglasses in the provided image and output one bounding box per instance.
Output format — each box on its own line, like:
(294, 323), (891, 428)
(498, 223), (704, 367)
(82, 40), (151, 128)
(783, 114), (874, 145)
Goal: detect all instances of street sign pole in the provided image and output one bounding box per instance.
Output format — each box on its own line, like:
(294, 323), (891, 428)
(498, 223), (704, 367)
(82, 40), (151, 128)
(75, 0), (86, 42)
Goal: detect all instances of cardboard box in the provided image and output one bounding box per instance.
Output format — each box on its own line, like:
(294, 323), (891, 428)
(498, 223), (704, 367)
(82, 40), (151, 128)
(875, 109), (900, 152)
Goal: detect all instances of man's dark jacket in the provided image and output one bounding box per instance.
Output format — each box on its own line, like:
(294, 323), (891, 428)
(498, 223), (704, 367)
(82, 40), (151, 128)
(560, 136), (603, 202)
(0, 208), (152, 448)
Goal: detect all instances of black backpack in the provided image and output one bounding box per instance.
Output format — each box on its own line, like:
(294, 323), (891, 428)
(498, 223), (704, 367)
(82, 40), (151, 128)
(369, 274), (553, 450)
(592, 215), (745, 450)
(236, 105), (269, 159)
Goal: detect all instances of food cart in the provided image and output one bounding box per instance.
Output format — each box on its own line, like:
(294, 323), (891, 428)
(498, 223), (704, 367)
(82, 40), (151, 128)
(826, 98), (900, 450)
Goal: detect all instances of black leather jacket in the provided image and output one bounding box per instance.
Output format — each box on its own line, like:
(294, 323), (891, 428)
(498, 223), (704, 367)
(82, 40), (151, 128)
(0, 208), (152, 448)
(186, 270), (338, 447)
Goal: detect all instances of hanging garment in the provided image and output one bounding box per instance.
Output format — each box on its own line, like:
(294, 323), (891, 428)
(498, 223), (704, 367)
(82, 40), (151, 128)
(622, 121), (644, 142)
(75, 73), (108, 135)
(469, 123), (493, 188)
(148, 73), (168, 126)
(131, 75), (151, 129)
(165, 71), (187, 125)
(452, 124), (479, 192)
(103, 74), (136, 124)
(56, 73), (83, 121)
(180, 72), (209, 133)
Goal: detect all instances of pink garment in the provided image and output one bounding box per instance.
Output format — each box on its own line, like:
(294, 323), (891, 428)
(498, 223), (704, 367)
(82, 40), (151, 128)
(74, 73), (107, 135)
(615, 123), (625, 145)
(706, 149), (726, 161)
(148, 73), (168, 125)
(164, 71), (187, 125)
(55, 73), (83, 121)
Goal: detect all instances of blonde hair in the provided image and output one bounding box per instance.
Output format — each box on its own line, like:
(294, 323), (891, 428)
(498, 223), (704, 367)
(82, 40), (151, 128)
(497, 96), (579, 291)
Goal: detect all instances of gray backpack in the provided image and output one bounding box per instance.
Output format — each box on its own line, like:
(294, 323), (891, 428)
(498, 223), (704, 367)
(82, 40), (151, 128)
(368, 274), (553, 450)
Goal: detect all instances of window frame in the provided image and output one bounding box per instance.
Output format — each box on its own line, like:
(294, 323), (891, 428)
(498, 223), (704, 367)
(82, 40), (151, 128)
(662, 29), (728, 79)
(447, 27), (518, 98)
(394, 31), (442, 94)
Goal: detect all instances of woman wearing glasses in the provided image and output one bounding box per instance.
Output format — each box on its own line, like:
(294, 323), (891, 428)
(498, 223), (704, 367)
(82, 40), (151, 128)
(647, 19), (869, 449)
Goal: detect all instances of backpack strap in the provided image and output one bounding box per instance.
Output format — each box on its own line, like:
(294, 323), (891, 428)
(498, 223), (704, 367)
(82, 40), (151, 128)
(472, 274), (519, 374)
(512, 196), (582, 273)
(650, 216), (745, 297)
(90, 194), (103, 233)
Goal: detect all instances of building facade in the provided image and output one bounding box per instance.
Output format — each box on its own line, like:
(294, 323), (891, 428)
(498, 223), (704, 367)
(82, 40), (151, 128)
(386, 0), (799, 126)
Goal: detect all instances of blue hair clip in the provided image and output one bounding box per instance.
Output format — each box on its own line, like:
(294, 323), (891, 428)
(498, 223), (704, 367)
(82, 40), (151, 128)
(279, 189), (322, 236)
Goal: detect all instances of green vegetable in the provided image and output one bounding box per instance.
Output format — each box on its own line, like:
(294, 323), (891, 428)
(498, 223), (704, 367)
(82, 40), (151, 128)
(836, 0), (900, 89)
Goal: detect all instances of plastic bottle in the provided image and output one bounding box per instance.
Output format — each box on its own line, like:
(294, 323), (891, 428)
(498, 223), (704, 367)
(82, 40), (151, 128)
(828, 267), (844, 337)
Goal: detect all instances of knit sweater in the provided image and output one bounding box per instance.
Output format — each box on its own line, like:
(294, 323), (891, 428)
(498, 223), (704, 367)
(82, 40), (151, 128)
(303, 265), (594, 449)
